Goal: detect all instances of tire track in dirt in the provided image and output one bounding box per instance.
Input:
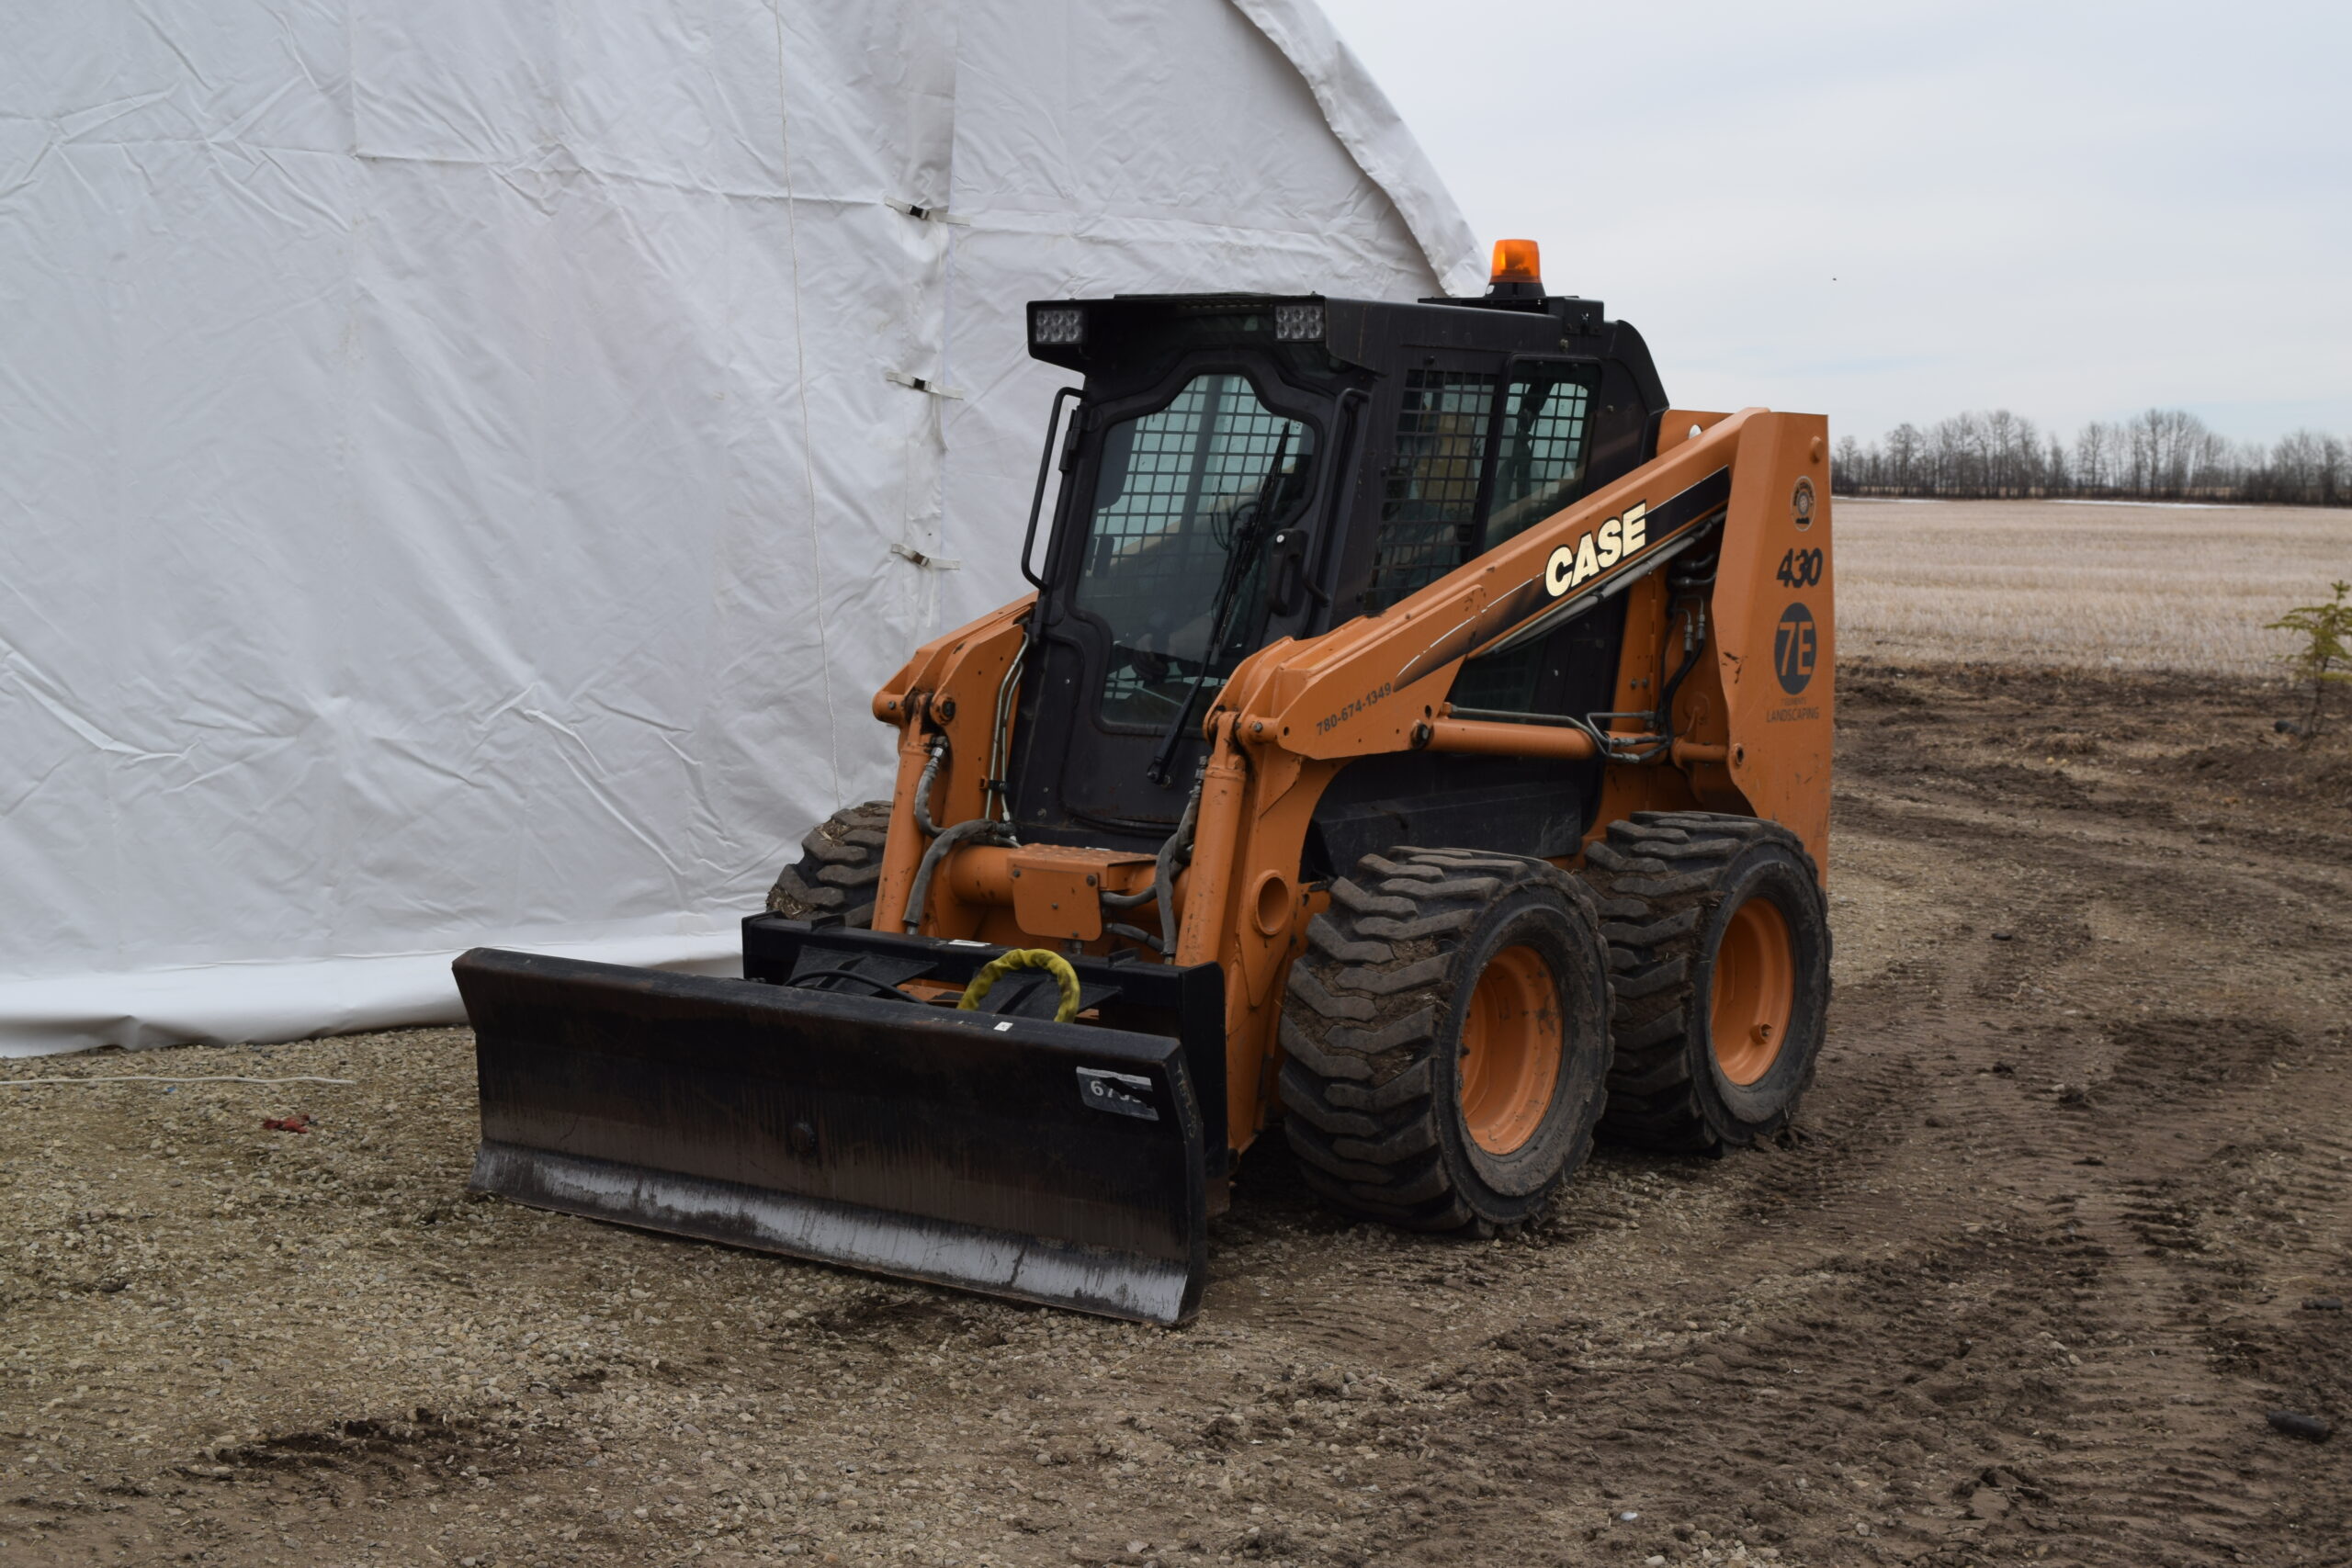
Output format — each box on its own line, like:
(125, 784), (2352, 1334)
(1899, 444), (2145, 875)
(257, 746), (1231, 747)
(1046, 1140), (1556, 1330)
(1839, 669), (2352, 1564)
(2025, 1062), (2352, 1564)
(1367, 667), (2352, 1567)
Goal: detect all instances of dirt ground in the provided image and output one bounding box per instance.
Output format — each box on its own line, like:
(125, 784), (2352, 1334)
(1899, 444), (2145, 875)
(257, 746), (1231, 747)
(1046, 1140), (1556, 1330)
(5, 660), (2350, 1568)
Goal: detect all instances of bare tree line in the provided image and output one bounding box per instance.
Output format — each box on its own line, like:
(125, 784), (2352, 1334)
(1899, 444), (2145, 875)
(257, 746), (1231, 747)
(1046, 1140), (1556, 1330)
(1832, 408), (2349, 506)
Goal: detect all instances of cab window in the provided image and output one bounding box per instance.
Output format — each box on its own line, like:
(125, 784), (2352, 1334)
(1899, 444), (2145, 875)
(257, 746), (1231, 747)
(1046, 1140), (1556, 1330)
(1485, 364), (1599, 547)
(1071, 372), (1317, 728)
(1363, 368), (1497, 612)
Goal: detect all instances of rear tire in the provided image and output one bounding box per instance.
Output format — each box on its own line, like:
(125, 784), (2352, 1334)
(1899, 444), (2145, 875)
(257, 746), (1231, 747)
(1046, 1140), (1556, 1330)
(1277, 848), (1612, 1234)
(764, 801), (892, 928)
(1580, 812), (1830, 1152)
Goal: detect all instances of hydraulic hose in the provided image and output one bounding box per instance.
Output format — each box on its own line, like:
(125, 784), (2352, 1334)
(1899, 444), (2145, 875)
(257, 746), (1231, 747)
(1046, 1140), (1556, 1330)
(1655, 603), (1707, 733)
(1152, 774), (1204, 957)
(1090, 768), (1203, 954)
(903, 816), (1016, 934)
(986, 628), (1027, 822)
(1655, 539), (1722, 735)
(912, 736), (947, 837)
(1102, 921), (1164, 954)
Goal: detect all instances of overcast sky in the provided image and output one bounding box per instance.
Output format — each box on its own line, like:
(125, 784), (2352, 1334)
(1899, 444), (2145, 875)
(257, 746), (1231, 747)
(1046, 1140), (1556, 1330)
(1318, 0), (2349, 447)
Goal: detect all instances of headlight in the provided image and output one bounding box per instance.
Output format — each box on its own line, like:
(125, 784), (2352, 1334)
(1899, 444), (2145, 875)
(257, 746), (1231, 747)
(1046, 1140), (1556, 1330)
(1273, 303), (1324, 343)
(1032, 307), (1084, 346)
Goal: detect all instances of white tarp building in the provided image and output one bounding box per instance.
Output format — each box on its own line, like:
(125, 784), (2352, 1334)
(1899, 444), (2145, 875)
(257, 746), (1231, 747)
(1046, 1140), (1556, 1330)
(0, 0), (1479, 1055)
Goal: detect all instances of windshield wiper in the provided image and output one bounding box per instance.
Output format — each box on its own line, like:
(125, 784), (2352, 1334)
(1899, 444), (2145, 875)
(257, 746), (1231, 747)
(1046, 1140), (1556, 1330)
(1145, 433), (1291, 785)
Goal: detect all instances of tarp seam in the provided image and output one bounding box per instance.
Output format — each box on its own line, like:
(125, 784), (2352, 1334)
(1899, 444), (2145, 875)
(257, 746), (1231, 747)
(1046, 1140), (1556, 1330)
(772, 0), (843, 806)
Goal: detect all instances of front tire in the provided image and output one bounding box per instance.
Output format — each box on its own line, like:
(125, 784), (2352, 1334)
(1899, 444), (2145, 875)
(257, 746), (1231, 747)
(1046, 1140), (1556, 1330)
(1278, 848), (1613, 1233)
(1580, 813), (1831, 1152)
(764, 801), (892, 929)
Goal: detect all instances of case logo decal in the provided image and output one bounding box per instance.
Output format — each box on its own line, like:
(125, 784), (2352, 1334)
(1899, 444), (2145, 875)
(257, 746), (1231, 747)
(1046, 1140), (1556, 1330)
(1545, 502), (1646, 597)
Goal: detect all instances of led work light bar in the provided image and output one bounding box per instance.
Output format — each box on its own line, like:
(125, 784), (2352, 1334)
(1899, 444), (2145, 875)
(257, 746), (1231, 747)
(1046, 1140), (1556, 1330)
(1031, 307), (1084, 347)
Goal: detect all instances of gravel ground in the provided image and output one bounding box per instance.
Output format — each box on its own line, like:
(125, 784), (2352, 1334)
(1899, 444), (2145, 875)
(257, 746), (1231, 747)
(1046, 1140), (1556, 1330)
(4, 661), (2348, 1568)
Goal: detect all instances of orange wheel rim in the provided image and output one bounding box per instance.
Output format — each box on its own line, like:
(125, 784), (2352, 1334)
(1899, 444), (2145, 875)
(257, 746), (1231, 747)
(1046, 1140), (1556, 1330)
(1712, 896), (1795, 1086)
(1457, 944), (1562, 1155)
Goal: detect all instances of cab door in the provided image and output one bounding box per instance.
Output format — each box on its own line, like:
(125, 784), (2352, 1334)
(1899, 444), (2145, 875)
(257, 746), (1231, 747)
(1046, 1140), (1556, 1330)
(1009, 360), (1330, 842)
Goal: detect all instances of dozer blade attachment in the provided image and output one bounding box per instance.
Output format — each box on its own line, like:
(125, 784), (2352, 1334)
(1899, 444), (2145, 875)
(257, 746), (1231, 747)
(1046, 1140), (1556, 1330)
(455, 947), (1207, 1324)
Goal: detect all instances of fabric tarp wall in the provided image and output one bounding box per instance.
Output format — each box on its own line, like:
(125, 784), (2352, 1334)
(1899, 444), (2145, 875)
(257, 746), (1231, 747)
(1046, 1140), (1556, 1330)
(0, 0), (1479, 1055)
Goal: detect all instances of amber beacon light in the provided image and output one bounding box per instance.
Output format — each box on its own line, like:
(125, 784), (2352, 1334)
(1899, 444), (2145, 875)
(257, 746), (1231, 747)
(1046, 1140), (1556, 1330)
(1489, 238), (1543, 286)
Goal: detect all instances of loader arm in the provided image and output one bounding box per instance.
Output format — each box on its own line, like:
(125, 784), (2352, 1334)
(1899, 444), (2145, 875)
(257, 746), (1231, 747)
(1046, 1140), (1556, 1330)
(867, 596), (1035, 935)
(1163, 407), (1834, 1146)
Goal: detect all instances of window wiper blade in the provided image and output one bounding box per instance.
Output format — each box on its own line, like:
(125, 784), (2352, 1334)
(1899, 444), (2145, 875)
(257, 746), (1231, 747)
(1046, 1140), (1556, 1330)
(1145, 432), (1292, 785)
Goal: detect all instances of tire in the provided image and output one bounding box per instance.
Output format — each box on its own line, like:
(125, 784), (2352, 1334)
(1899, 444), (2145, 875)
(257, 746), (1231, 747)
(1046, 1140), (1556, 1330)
(764, 801), (892, 928)
(1580, 812), (1831, 1153)
(1277, 847), (1613, 1234)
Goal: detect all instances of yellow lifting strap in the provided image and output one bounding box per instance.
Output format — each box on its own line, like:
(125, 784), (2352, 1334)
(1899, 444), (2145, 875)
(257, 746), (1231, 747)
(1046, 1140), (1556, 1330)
(956, 948), (1082, 1024)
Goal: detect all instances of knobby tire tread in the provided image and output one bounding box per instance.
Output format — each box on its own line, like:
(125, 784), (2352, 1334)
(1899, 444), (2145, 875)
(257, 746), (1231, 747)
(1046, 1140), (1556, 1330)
(764, 801), (893, 928)
(1278, 847), (1607, 1233)
(1581, 811), (1823, 1152)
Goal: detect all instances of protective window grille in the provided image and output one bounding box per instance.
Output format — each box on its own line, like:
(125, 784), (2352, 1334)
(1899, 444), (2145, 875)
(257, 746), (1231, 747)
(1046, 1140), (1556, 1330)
(1485, 372), (1595, 548)
(1365, 369), (1497, 612)
(1453, 368), (1602, 714)
(1074, 375), (1313, 727)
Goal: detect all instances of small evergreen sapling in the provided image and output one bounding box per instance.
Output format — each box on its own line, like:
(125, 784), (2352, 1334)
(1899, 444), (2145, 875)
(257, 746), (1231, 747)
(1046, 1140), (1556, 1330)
(2267, 580), (2352, 740)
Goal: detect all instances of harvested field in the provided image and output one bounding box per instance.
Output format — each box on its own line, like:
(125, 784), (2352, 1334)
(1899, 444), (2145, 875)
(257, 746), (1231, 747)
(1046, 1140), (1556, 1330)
(6, 659), (2349, 1568)
(1836, 499), (2352, 675)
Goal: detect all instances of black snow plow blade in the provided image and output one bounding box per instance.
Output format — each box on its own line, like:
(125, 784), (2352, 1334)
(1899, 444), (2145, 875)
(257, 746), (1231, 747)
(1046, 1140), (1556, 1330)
(455, 944), (1210, 1325)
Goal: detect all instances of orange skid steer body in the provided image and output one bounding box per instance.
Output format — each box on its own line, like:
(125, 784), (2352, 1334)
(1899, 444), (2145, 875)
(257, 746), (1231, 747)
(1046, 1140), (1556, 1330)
(457, 246), (1834, 1325)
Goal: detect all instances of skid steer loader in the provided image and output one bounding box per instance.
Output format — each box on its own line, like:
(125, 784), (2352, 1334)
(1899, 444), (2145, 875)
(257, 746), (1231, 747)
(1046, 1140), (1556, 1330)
(456, 240), (1835, 1325)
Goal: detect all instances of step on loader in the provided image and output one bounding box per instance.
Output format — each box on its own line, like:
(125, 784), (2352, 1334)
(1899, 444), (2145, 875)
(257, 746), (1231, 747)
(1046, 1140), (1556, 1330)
(456, 240), (1836, 1325)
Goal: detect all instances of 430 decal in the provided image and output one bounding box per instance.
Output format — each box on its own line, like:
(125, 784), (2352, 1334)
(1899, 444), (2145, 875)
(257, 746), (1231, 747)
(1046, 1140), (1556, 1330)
(1775, 547), (1825, 589)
